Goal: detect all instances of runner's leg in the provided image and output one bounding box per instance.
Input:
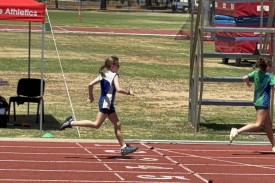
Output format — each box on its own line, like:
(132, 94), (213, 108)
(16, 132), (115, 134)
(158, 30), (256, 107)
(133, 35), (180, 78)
(108, 112), (125, 147)
(72, 112), (108, 128)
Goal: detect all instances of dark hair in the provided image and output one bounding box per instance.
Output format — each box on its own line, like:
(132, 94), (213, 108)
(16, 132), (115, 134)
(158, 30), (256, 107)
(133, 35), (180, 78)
(255, 57), (272, 70)
(98, 56), (119, 77)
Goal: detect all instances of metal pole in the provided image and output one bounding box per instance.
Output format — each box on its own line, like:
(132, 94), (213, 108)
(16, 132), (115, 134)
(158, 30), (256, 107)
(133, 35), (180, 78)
(28, 22), (31, 115)
(40, 23), (45, 131)
(28, 22), (31, 79)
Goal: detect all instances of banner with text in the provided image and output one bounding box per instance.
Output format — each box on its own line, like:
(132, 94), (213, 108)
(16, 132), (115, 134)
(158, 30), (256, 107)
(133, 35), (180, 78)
(0, 0), (45, 22)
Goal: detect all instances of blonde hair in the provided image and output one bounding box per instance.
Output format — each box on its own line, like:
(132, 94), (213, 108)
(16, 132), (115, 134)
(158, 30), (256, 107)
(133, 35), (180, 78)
(98, 56), (119, 77)
(256, 57), (272, 70)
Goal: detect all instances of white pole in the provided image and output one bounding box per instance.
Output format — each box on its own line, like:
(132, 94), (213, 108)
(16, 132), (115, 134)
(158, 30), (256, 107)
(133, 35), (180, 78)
(40, 22), (45, 131)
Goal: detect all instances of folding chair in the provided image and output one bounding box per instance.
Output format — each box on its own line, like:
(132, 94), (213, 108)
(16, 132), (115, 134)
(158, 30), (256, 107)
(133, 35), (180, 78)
(8, 78), (45, 123)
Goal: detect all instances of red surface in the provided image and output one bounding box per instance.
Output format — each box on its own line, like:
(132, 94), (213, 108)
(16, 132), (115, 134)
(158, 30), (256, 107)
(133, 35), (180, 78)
(0, 140), (275, 183)
(215, 1), (273, 17)
(215, 31), (262, 38)
(0, 24), (178, 36)
(0, 24), (215, 41)
(215, 39), (271, 53)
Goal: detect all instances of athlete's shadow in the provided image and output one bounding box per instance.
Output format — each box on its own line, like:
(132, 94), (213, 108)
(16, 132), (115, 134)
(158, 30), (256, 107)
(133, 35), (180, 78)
(258, 151), (275, 155)
(64, 155), (135, 160)
(232, 151), (275, 156)
(100, 156), (135, 159)
(105, 156), (135, 159)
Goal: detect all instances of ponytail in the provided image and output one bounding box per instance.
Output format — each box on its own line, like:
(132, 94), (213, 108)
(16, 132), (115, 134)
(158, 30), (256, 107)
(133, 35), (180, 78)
(98, 65), (106, 77)
(98, 55), (120, 77)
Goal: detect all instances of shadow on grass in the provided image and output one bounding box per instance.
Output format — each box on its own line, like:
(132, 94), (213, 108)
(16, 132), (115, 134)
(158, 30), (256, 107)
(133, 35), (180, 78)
(200, 118), (275, 133)
(6, 114), (60, 130)
(218, 60), (255, 68)
(200, 117), (244, 131)
(200, 122), (244, 132)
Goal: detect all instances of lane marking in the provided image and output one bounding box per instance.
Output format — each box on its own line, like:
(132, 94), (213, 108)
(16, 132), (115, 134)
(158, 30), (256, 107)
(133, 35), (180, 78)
(114, 173), (125, 181)
(2, 140), (275, 182)
(0, 179), (137, 182)
(126, 165), (173, 170)
(141, 143), (210, 183)
(0, 159), (181, 166)
(158, 148), (275, 171)
(76, 143), (125, 182)
(137, 175), (189, 180)
(0, 168), (195, 174)
(139, 157), (159, 162)
(76, 143), (102, 162)
(104, 164), (112, 171)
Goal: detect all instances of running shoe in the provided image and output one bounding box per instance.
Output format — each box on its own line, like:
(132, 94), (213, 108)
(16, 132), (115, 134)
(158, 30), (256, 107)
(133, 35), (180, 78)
(229, 128), (238, 143)
(59, 115), (73, 131)
(272, 146), (275, 152)
(121, 144), (138, 156)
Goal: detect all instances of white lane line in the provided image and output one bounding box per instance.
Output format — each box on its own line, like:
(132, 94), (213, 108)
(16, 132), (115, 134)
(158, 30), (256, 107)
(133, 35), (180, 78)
(0, 146), (79, 149)
(103, 164), (112, 171)
(114, 173), (125, 181)
(0, 179), (137, 182)
(158, 148), (275, 171)
(0, 159), (179, 166)
(0, 169), (197, 174)
(141, 143), (210, 183)
(75, 143), (102, 163)
(76, 142), (125, 181)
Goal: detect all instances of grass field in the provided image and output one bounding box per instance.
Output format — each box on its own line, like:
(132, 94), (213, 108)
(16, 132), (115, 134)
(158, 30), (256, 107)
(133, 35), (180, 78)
(0, 10), (270, 143)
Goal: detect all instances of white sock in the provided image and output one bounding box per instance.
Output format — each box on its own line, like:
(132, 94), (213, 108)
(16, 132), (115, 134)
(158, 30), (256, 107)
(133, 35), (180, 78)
(70, 121), (74, 125)
(121, 144), (127, 149)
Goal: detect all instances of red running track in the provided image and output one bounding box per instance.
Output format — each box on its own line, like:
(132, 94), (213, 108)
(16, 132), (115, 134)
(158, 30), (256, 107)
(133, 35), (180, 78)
(0, 24), (213, 40)
(0, 24), (179, 37)
(0, 139), (275, 183)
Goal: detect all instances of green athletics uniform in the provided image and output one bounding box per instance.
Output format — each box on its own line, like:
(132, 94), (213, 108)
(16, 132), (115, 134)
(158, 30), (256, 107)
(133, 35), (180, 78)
(247, 69), (275, 108)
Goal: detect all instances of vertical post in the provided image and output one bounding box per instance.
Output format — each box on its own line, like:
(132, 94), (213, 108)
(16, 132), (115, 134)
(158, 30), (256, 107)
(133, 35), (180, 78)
(259, 0), (264, 53)
(100, 0), (107, 10)
(193, 54), (199, 131)
(203, 0), (210, 26)
(263, 1), (275, 53)
(28, 22), (31, 78)
(40, 22), (45, 131)
(188, 0), (202, 131)
(197, 19), (204, 132)
(28, 22), (31, 115)
(78, 6), (82, 23)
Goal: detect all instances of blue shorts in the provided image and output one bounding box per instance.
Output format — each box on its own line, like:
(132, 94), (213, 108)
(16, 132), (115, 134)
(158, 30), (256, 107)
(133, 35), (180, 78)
(99, 108), (115, 114)
(255, 106), (269, 110)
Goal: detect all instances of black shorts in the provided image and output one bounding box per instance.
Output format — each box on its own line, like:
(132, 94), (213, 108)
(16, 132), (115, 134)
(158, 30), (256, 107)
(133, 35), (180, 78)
(255, 106), (269, 110)
(99, 108), (115, 114)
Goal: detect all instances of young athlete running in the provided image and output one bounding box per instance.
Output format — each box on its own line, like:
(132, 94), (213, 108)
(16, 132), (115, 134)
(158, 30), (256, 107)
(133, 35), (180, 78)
(230, 57), (275, 152)
(60, 56), (138, 155)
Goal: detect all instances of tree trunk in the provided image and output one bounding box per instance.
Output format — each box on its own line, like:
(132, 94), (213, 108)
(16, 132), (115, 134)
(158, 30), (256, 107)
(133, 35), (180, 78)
(55, 0), (59, 9)
(100, 0), (107, 10)
(146, 0), (152, 6)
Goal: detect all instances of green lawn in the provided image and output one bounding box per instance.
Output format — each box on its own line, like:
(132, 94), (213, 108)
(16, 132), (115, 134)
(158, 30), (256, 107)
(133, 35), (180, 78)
(0, 10), (269, 143)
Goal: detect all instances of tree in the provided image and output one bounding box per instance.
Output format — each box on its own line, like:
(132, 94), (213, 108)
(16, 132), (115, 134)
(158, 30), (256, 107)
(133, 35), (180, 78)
(55, 0), (58, 9)
(100, 0), (107, 10)
(146, 0), (152, 6)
